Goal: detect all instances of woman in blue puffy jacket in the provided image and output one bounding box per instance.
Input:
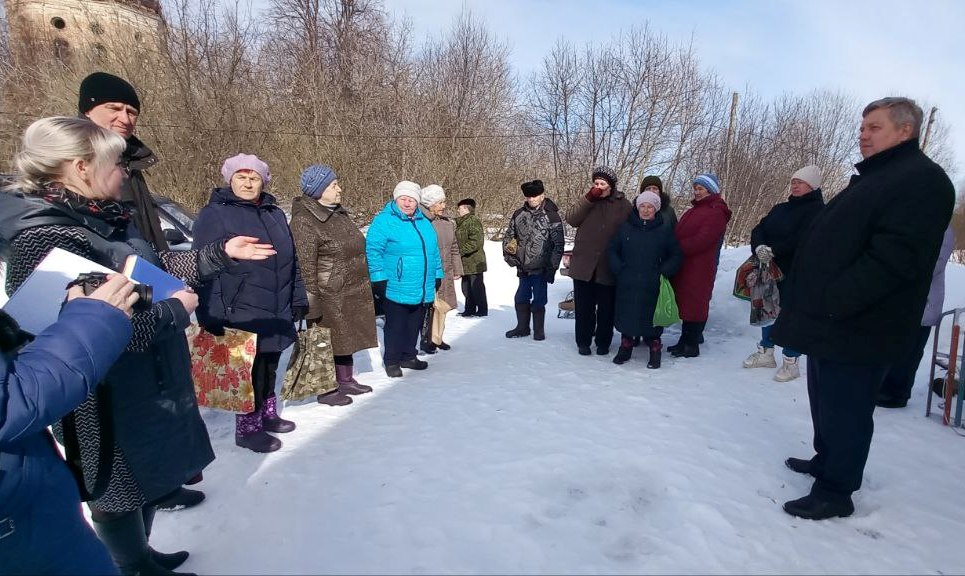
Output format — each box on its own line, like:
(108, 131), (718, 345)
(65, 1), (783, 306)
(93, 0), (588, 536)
(1, 276), (135, 575)
(366, 181), (444, 378)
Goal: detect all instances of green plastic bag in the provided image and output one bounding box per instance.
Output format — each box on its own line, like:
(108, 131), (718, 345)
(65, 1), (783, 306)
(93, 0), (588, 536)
(653, 275), (680, 327)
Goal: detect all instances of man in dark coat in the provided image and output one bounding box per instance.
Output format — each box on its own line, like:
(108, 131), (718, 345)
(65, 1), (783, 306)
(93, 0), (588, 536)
(565, 166), (633, 356)
(773, 97), (955, 520)
(79, 72), (205, 510)
(503, 180), (565, 341)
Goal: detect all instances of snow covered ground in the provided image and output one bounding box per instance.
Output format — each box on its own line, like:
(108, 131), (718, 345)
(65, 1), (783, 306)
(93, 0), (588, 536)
(147, 241), (965, 575)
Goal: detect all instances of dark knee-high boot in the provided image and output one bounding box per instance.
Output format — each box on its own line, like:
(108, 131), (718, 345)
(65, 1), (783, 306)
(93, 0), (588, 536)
(93, 510), (192, 575)
(142, 505), (189, 570)
(532, 306), (546, 341)
(505, 303), (532, 338)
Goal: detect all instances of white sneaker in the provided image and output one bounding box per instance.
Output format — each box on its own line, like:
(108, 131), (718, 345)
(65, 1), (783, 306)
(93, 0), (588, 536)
(743, 345), (777, 368)
(774, 356), (800, 382)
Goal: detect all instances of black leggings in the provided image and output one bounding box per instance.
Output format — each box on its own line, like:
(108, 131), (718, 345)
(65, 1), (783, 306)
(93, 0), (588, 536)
(252, 351), (282, 410)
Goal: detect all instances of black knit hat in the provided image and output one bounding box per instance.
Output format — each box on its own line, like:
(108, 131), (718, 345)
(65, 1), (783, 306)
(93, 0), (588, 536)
(457, 198), (476, 208)
(639, 175), (663, 194)
(591, 166), (618, 188)
(521, 180), (545, 198)
(78, 72), (141, 114)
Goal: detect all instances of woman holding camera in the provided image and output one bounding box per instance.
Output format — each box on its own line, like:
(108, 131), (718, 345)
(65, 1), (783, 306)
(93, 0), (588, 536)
(2, 117), (273, 575)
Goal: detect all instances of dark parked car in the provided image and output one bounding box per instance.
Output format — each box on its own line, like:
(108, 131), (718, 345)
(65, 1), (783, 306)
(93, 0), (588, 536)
(154, 195), (196, 249)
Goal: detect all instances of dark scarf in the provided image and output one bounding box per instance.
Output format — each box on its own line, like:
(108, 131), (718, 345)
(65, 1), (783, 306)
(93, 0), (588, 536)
(121, 137), (169, 251)
(42, 184), (131, 227)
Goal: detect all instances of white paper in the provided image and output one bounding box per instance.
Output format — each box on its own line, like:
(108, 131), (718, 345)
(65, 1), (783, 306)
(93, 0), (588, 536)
(1, 247), (114, 335)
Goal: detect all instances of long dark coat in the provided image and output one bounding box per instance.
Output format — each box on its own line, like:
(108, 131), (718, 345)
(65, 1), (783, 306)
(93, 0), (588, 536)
(289, 197), (378, 356)
(671, 194), (732, 322)
(749, 188), (825, 289)
(772, 139), (955, 363)
(564, 192), (633, 285)
(193, 187), (308, 353)
(608, 212), (682, 337)
(3, 192), (216, 508)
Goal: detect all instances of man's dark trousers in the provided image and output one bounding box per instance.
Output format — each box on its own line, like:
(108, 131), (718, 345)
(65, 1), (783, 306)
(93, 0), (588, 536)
(806, 356), (890, 501)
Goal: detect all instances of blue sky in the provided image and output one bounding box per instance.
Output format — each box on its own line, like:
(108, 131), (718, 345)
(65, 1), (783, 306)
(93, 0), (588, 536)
(252, 0), (965, 178)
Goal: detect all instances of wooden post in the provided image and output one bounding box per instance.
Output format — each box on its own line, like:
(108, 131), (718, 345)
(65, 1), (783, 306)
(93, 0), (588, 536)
(921, 106), (938, 153)
(722, 92), (739, 200)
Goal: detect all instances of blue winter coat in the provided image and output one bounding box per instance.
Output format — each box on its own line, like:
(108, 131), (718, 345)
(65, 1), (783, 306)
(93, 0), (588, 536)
(193, 187), (308, 352)
(366, 201), (444, 305)
(0, 300), (131, 523)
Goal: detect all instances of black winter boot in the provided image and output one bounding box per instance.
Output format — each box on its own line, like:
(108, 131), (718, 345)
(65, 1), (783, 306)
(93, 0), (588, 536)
(154, 487), (205, 511)
(532, 307), (546, 341)
(420, 308), (437, 353)
(647, 338), (662, 369)
(142, 505), (189, 570)
(612, 346), (633, 365)
(671, 322), (700, 358)
(505, 303), (532, 338)
(93, 511), (195, 576)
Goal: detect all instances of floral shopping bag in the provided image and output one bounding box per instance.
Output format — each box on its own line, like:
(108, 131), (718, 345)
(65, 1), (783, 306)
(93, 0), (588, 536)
(185, 324), (256, 413)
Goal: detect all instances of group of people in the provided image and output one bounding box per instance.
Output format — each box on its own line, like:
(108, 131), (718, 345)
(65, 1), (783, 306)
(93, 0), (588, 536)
(0, 66), (957, 576)
(500, 97), (956, 525)
(501, 166), (732, 371)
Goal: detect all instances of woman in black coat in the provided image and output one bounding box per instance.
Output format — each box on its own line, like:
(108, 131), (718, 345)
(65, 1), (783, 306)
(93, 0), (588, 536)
(194, 154), (309, 454)
(3, 117), (274, 575)
(607, 191), (682, 368)
(744, 165), (825, 382)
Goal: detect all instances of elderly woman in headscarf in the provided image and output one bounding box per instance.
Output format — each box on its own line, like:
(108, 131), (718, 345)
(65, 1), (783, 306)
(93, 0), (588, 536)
(365, 181), (443, 378)
(290, 164), (378, 404)
(193, 153), (308, 453)
(418, 184), (464, 353)
(668, 172), (732, 358)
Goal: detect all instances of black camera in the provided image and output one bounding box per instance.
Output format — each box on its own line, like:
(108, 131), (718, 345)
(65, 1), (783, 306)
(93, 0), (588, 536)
(67, 272), (153, 312)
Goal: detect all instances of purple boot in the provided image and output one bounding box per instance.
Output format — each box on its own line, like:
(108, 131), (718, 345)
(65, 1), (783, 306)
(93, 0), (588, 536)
(262, 395), (296, 433)
(336, 364), (373, 395)
(235, 409), (282, 453)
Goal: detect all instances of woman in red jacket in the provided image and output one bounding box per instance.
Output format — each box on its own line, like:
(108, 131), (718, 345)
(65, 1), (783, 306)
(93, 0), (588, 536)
(669, 173), (731, 358)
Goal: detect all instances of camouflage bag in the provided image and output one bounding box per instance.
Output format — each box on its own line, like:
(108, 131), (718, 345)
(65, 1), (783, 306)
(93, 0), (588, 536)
(281, 322), (337, 401)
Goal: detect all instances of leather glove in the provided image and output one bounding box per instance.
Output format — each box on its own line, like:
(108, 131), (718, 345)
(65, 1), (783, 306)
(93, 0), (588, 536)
(585, 186), (605, 202)
(755, 245), (774, 264)
(372, 280), (387, 300)
(292, 305), (309, 323)
(435, 278), (442, 291)
(544, 270), (557, 284)
(204, 323), (225, 337)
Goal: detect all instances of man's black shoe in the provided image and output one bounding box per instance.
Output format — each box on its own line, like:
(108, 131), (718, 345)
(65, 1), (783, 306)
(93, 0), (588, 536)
(578, 346), (592, 356)
(875, 394), (908, 409)
(785, 457), (813, 476)
(401, 358), (429, 370)
(783, 494), (854, 520)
